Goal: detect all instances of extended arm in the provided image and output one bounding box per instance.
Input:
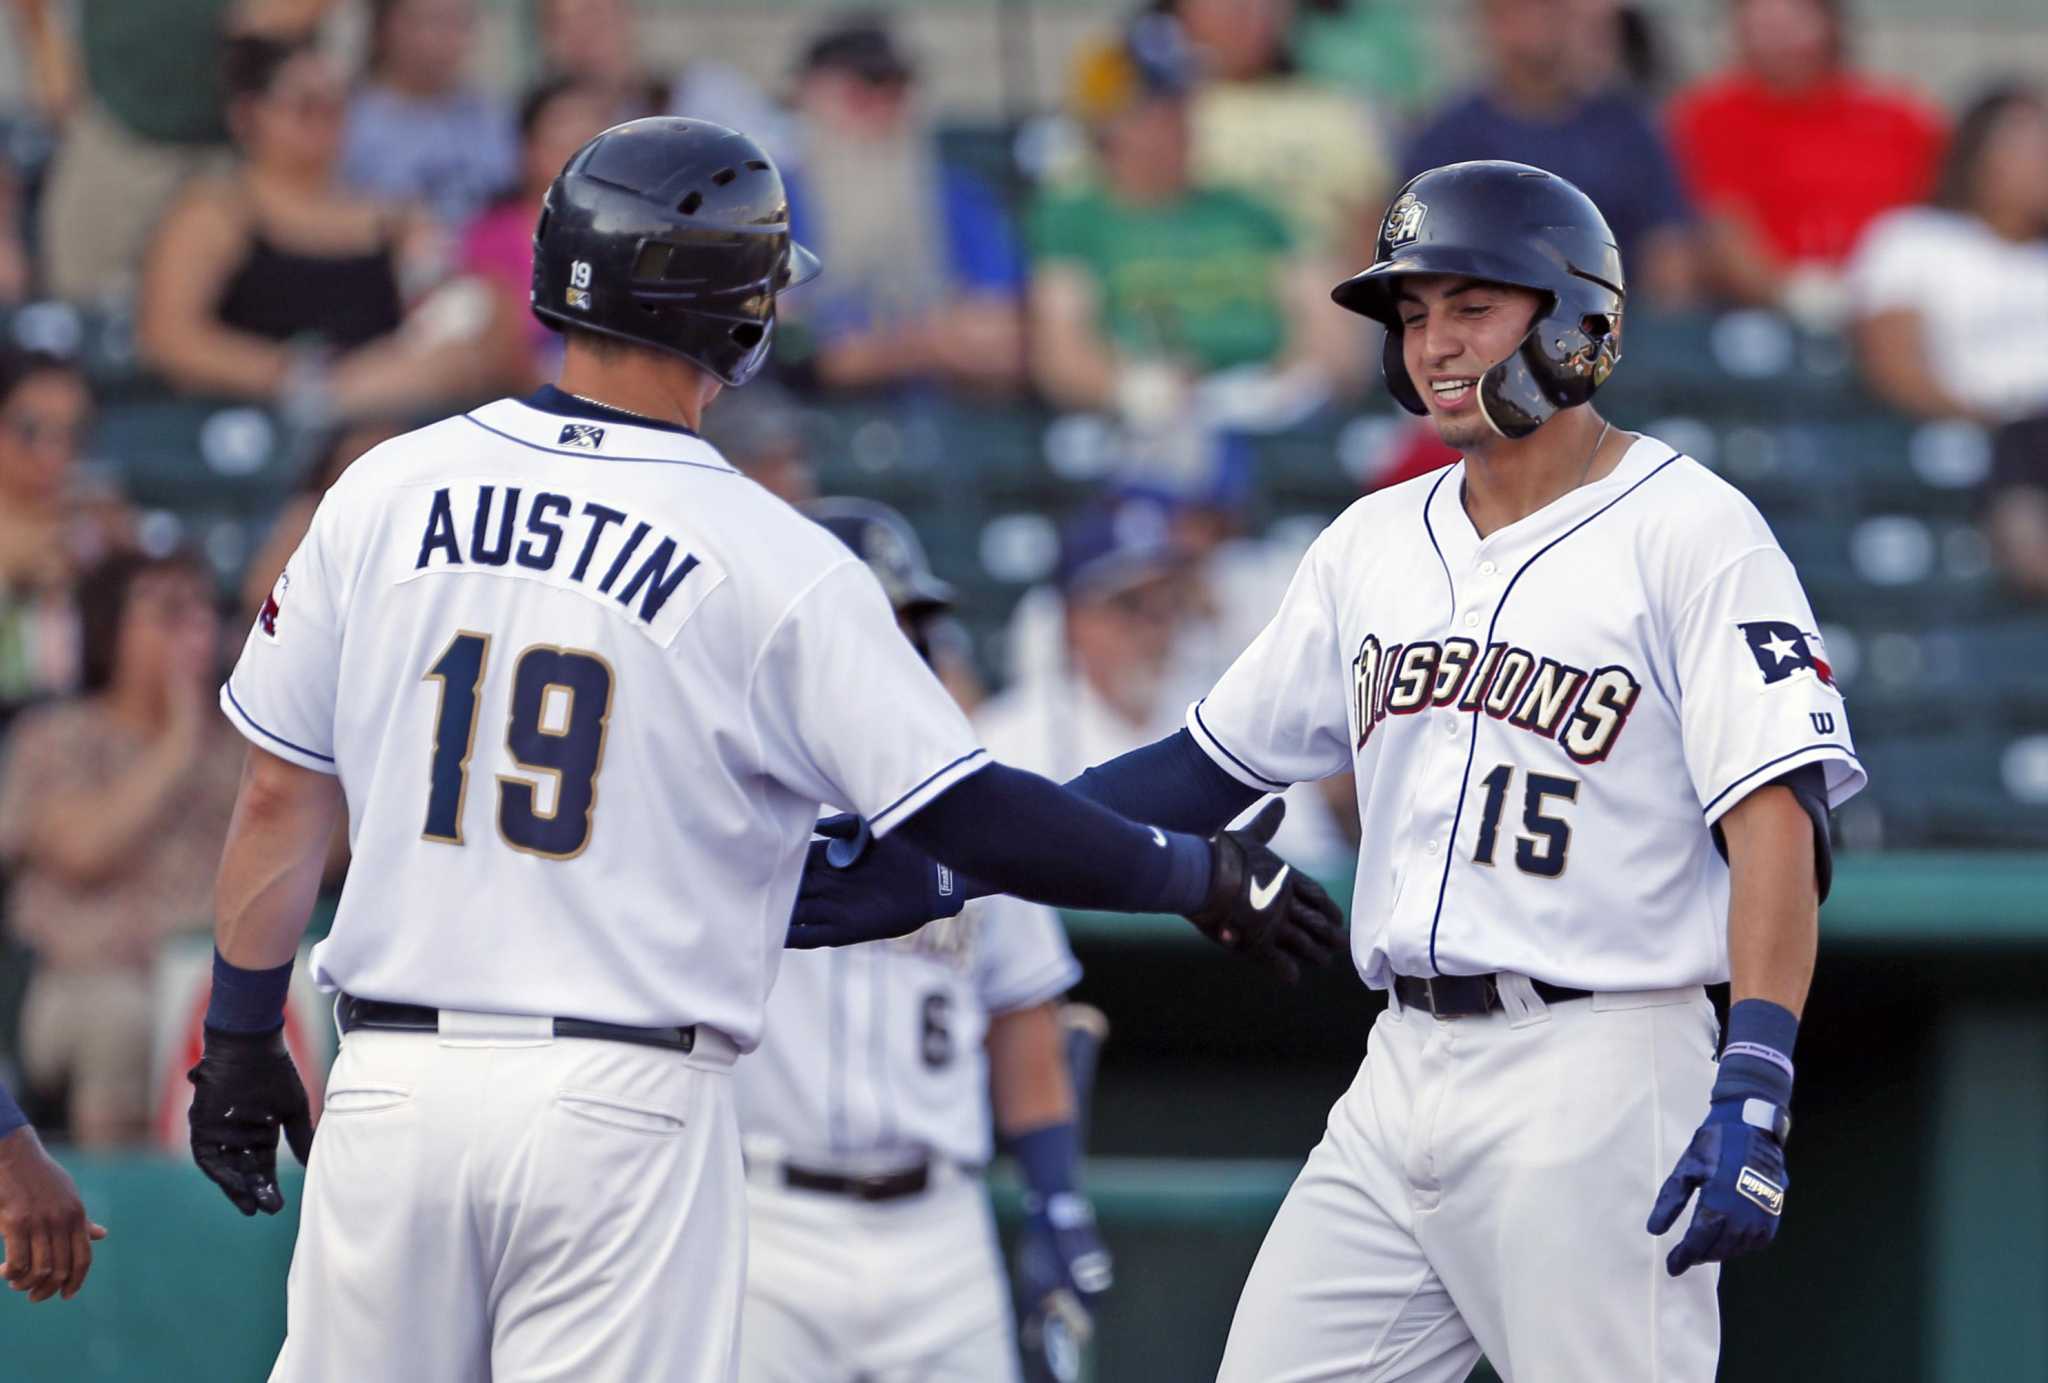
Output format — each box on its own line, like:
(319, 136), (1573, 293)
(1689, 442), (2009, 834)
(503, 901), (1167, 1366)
(1648, 780), (1821, 1275)
(0, 1084), (106, 1303)
(190, 746), (343, 1218)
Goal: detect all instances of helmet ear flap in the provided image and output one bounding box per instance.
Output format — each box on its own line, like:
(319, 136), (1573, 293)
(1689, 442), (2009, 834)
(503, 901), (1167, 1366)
(1381, 327), (1428, 417)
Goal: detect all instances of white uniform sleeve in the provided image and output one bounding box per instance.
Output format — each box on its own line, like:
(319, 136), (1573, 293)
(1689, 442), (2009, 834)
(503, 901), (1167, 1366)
(1671, 545), (1868, 825)
(1186, 533), (1353, 790)
(749, 559), (986, 835)
(973, 894), (1081, 1015)
(219, 494), (349, 774)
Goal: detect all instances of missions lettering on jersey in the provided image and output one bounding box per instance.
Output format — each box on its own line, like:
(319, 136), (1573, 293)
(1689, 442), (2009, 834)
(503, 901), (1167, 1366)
(1351, 635), (1640, 766)
(408, 482), (722, 648)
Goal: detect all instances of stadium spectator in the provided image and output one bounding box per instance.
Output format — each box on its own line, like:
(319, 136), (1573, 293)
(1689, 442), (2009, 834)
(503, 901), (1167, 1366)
(137, 34), (502, 422)
(1029, 19), (1353, 421)
(783, 13), (1026, 395)
(462, 77), (614, 391)
(533, 0), (796, 162)
(1848, 85), (2048, 601)
(0, 550), (241, 1147)
(1846, 85), (2048, 425)
(0, 351), (130, 729)
(1571, 0), (1674, 100)
(1670, 0), (1944, 317)
(1288, 0), (1437, 117)
(1163, 0), (1393, 257)
(339, 0), (515, 229)
(0, 157), (29, 305)
(8, 0), (340, 302)
(1401, 0), (1697, 303)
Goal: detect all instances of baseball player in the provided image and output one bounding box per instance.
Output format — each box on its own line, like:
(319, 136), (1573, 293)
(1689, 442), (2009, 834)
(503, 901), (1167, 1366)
(789, 160), (1867, 1380)
(0, 1080), (107, 1302)
(186, 116), (1341, 1383)
(734, 498), (1108, 1383)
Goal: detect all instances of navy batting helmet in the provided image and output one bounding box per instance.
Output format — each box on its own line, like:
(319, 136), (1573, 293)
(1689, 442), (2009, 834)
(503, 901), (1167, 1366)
(1332, 161), (1625, 440)
(806, 497), (956, 620)
(531, 117), (821, 387)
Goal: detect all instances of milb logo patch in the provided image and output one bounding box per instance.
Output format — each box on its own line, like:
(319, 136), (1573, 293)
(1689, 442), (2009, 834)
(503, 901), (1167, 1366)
(1736, 1166), (1785, 1216)
(1738, 620), (1835, 688)
(557, 423), (605, 450)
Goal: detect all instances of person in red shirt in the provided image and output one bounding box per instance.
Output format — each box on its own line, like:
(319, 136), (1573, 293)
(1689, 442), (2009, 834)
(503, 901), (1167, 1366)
(1669, 0), (1945, 317)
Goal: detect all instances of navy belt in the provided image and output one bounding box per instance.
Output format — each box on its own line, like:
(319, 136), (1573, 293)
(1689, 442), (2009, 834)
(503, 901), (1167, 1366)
(336, 993), (697, 1054)
(781, 1159), (931, 1202)
(1392, 973), (1593, 1019)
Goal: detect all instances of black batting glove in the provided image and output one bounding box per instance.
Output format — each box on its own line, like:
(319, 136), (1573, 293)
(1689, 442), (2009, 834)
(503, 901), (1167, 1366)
(188, 1026), (314, 1216)
(1184, 801), (1346, 983)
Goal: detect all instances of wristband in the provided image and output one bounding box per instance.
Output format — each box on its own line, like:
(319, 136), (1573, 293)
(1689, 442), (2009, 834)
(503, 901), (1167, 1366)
(206, 950), (294, 1034)
(1008, 1120), (1082, 1200)
(0, 1081), (28, 1140)
(1714, 998), (1799, 1106)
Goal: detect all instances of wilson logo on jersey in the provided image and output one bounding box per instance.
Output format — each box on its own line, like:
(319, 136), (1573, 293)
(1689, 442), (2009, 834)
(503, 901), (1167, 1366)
(1351, 635), (1641, 765)
(1737, 621), (1835, 688)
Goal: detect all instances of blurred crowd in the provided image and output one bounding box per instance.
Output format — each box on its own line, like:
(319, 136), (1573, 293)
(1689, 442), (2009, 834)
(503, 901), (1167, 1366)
(0, 0), (2043, 1145)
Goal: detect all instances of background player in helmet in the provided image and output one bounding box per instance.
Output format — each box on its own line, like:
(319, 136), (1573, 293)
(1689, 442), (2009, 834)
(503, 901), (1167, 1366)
(734, 498), (1109, 1383)
(187, 117), (1341, 1381)
(790, 159), (1866, 1381)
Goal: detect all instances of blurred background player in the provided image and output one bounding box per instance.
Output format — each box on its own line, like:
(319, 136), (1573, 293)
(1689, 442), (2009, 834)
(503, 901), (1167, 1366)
(734, 496), (1110, 1383)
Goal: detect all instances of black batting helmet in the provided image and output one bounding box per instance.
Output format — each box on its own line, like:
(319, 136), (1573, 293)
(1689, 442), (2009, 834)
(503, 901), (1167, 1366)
(531, 117), (821, 387)
(806, 497), (956, 620)
(1332, 161), (1625, 440)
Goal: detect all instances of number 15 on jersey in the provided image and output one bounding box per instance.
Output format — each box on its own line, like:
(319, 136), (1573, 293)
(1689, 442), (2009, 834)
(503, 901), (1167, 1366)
(422, 631), (616, 860)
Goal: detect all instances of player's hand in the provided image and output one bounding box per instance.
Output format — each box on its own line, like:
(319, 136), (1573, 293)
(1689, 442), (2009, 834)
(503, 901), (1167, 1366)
(0, 1126), (108, 1302)
(1647, 1077), (1790, 1275)
(1184, 801), (1346, 984)
(188, 1025), (314, 1216)
(1018, 1190), (1113, 1328)
(785, 815), (965, 949)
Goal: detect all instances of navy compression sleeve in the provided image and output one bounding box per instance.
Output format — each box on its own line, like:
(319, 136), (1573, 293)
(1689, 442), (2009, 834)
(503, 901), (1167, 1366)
(895, 762), (1212, 915)
(1065, 728), (1264, 835)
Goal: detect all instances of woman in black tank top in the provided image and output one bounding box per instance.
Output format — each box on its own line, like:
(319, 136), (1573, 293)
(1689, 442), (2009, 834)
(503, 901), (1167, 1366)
(138, 34), (507, 417)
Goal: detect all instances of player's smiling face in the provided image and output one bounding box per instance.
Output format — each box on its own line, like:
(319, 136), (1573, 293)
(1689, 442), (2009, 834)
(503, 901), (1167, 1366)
(1397, 275), (1546, 450)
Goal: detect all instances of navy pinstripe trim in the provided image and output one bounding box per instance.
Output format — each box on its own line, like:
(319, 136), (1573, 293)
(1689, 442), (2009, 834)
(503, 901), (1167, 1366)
(224, 683), (336, 764)
(1421, 465), (1458, 625)
(1702, 743), (1860, 818)
(1427, 451), (1683, 973)
(868, 749), (989, 828)
(1192, 701), (1291, 791)
(460, 413), (736, 473)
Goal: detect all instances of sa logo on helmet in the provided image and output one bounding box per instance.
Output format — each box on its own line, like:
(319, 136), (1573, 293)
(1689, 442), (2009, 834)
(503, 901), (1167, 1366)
(1384, 193), (1428, 246)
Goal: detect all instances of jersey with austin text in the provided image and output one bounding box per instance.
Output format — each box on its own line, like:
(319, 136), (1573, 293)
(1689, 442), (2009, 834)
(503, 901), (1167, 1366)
(1186, 437), (1867, 993)
(221, 393), (988, 1046)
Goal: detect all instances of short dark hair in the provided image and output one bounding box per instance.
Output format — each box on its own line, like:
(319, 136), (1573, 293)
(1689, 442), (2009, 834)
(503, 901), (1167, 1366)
(0, 348), (85, 411)
(1932, 82), (2047, 218)
(221, 31), (320, 106)
(75, 550), (214, 694)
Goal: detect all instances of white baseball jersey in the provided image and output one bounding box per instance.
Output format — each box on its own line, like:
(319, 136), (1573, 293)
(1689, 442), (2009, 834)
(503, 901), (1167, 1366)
(1186, 436), (1868, 993)
(221, 394), (987, 1047)
(736, 896), (1079, 1168)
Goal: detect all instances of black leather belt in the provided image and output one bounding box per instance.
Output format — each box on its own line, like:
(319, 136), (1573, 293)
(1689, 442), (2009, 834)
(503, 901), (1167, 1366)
(781, 1159), (931, 1203)
(1392, 973), (1593, 1018)
(337, 994), (697, 1054)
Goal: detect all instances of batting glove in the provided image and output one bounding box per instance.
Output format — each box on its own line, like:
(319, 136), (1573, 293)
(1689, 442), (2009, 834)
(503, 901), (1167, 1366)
(188, 1026), (313, 1216)
(785, 814), (965, 949)
(1185, 801), (1346, 984)
(1647, 1000), (1796, 1276)
(1018, 1190), (1114, 1309)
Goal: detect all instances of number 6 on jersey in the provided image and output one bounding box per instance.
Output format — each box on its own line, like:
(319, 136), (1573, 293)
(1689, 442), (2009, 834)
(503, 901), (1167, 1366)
(422, 631), (615, 859)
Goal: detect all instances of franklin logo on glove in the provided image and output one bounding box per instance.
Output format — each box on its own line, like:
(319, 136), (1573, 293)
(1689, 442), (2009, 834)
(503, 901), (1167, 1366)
(1736, 1167), (1784, 1216)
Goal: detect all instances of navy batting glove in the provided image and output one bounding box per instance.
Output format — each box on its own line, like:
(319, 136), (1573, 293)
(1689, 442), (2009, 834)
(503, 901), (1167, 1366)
(1647, 1000), (1796, 1276)
(1018, 1191), (1114, 1308)
(785, 815), (964, 948)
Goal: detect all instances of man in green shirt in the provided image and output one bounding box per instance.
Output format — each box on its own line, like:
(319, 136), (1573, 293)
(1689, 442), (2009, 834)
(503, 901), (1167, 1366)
(8, 0), (338, 300)
(1027, 16), (1355, 421)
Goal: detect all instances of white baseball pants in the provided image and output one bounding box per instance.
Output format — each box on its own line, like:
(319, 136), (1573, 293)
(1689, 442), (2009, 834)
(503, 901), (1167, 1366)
(270, 1018), (744, 1383)
(737, 1164), (1021, 1383)
(1218, 979), (1722, 1383)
